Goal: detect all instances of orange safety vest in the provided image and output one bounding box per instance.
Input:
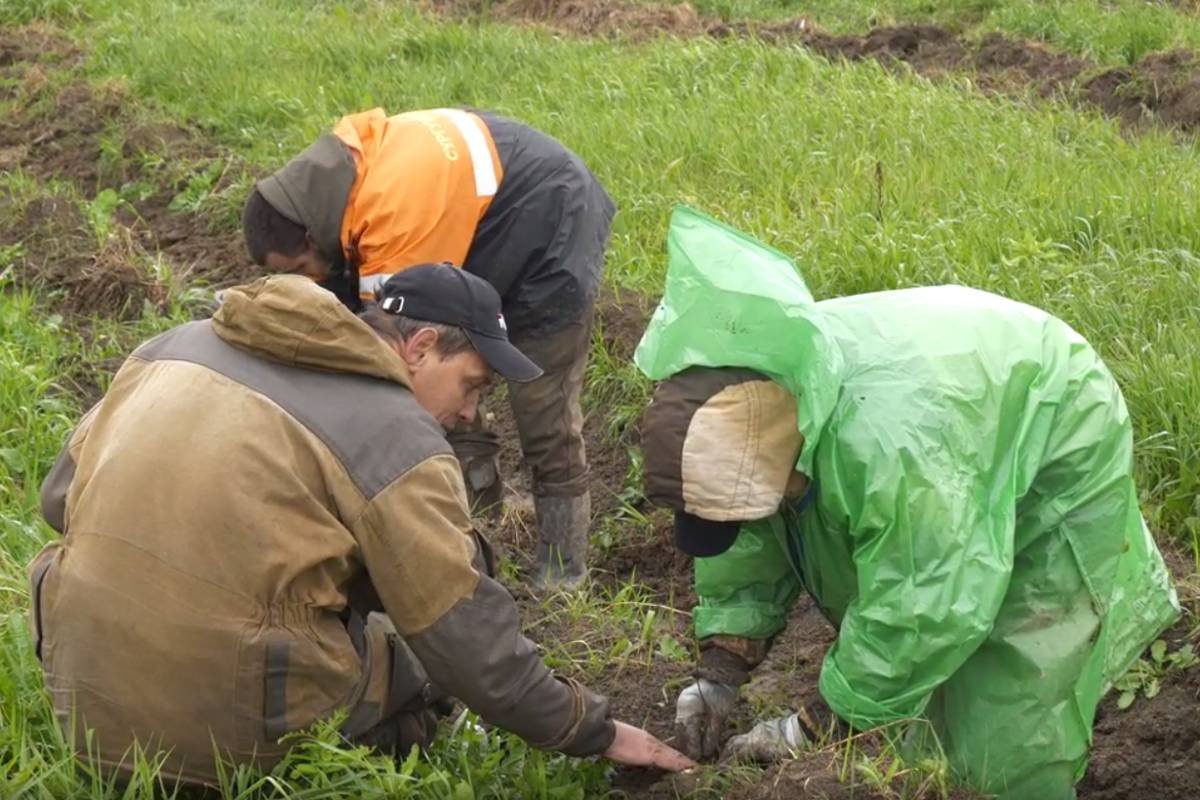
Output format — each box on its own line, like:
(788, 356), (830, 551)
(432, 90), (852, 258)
(333, 108), (505, 298)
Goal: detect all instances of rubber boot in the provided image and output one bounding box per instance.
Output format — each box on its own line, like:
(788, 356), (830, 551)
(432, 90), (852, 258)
(531, 493), (590, 591)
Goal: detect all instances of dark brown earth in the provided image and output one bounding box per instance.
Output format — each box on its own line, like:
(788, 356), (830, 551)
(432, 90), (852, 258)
(1078, 550), (1200, 800)
(0, 24), (258, 319)
(1080, 637), (1200, 800)
(436, 0), (1200, 136)
(5, 18), (1200, 800)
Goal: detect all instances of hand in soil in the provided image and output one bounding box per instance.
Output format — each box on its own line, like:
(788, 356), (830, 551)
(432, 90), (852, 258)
(722, 712), (811, 763)
(604, 720), (698, 772)
(675, 678), (738, 760)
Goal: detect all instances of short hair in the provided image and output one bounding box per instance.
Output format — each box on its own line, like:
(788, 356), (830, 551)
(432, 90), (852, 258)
(358, 306), (475, 357)
(242, 187), (309, 265)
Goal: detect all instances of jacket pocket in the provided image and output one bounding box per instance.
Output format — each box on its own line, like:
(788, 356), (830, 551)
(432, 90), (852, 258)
(260, 617), (361, 743)
(27, 544), (61, 664)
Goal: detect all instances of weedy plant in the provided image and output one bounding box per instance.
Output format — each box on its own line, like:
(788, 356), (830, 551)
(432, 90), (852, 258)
(529, 578), (690, 679)
(82, 187), (123, 246)
(585, 328), (651, 443)
(1114, 639), (1199, 709)
(846, 747), (958, 800)
(168, 159), (227, 215)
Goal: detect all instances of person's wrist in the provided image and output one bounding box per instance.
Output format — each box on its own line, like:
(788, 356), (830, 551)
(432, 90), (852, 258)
(597, 719), (618, 753)
(695, 643), (754, 687)
(795, 698), (850, 741)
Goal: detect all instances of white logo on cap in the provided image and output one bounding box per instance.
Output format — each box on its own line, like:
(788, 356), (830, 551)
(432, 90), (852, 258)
(382, 295), (405, 313)
(497, 313), (507, 331)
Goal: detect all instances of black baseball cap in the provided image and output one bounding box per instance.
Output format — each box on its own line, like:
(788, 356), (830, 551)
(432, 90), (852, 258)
(376, 264), (543, 383)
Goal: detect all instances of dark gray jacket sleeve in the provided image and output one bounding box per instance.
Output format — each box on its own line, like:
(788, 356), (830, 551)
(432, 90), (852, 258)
(409, 574), (616, 756)
(355, 454), (615, 756)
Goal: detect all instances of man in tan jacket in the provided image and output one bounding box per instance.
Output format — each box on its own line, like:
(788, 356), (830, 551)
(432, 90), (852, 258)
(28, 265), (692, 785)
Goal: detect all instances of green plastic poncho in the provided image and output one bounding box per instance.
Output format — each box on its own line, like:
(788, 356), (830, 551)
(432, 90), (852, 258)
(635, 206), (1179, 799)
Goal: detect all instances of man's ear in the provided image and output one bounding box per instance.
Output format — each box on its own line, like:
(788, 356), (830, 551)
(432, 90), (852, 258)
(398, 327), (441, 364)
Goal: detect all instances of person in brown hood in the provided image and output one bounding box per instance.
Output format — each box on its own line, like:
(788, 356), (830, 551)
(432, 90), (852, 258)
(241, 108), (614, 592)
(28, 264), (693, 786)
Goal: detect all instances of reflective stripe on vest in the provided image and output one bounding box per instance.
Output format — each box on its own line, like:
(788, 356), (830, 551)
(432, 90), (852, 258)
(440, 108), (498, 198)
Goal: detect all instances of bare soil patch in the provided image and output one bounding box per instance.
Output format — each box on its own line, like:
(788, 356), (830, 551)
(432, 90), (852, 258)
(0, 25), (257, 319)
(1079, 554), (1200, 800)
(0, 191), (164, 320)
(1082, 49), (1200, 130)
(1080, 643), (1200, 800)
(437, 0), (1200, 135)
(459, 0), (707, 37)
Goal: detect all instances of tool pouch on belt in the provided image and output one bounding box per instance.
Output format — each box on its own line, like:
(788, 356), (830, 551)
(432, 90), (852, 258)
(342, 612), (450, 742)
(386, 631), (444, 716)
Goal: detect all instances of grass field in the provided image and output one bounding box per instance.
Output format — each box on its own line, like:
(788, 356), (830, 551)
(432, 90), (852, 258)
(2, 0), (1200, 797)
(687, 0), (1200, 65)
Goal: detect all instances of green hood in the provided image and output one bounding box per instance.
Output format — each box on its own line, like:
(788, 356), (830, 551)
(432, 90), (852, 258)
(634, 205), (843, 475)
(213, 275), (411, 387)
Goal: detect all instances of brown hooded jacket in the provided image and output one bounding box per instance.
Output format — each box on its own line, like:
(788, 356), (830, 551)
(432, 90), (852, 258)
(29, 275), (613, 784)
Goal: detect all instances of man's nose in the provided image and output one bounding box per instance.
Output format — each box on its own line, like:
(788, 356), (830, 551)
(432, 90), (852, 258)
(458, 397), (480, 424)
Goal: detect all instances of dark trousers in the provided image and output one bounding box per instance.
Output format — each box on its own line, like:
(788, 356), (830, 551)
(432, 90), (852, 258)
(449, 312), (593, 501)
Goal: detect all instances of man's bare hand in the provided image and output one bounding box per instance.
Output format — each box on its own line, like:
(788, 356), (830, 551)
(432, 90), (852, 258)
(604, 720), (698, 772)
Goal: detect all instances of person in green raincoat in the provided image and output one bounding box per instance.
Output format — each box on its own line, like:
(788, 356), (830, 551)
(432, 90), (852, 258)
(634, 206), (1179, 799)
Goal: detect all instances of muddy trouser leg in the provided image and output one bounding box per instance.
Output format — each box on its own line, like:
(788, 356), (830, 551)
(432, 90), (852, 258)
(341, 612), (452, 757)
(508, 312), (593, 588)
(446, 416), (503, 516)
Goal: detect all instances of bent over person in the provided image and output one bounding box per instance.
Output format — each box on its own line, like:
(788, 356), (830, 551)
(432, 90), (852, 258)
(634, 207), (1179, 799)
(241, 107), (615, 590)
(28, 266), (691, 785)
